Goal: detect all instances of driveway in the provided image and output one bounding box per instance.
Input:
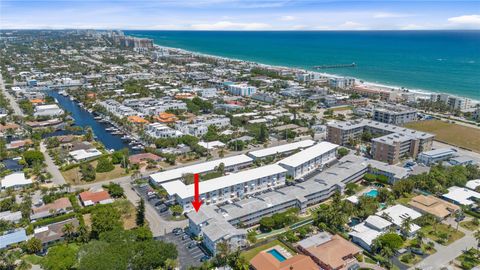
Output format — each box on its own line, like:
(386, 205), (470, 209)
(121, 182), (187, 237)
(40, 142), (67, 186)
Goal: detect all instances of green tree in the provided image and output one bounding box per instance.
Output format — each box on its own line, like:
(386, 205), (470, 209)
(104, 182), (124, 198)
(96, 157), (114, 173)
(62, 222), (76, 242)
(23, 150), (45, 167)
(84, 126), (94, 142)
(372, 233), (404, 256)
(337, 147), (349, 158)
(259, 216), (275, 232)
(41, 245), (78, 270)
(169, 204), (183, 216)
(80, 163), (96, 181)
(91, 205), (122, 238)
(136, 198), (145, 227)
(24, 237), (42, 254)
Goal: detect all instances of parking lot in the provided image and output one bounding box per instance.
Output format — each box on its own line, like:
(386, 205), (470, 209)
(158, 231), (209, 270)
(134, 183), (171, 216)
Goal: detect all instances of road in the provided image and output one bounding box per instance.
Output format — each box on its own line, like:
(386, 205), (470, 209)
(0, 72), (24, 116)
(40, 142), (67, 186)
(413, 221), (477, 269)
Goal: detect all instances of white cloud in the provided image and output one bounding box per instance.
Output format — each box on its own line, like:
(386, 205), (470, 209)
(280, 15), (295, 21)
(190, 21), (271, 30)
(447, 14), (480, 28)
(373, 12), (412, 19)
(399, 24), (428, 30)
(315, 21), (368, 31)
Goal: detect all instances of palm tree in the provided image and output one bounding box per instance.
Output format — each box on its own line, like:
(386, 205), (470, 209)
(62, 223), (76, 242)
(455, 211), (463, 231)
(401, 217), (412, 237)
(474, 230), (480, 252)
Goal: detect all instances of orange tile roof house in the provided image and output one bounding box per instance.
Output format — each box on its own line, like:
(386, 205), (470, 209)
(250, 249), (318, 270)
(155, 112), (178, 123)
(79, 189), (113, 206)
(297, 232), (361, 270)
(127, 115), (149, 124)
(31, 197), (73, 220)
(128, 153), (162, 165)
(408, 195), (460, 220)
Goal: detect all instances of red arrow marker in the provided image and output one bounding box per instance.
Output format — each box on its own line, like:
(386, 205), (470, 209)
(191, 173), (203, 212)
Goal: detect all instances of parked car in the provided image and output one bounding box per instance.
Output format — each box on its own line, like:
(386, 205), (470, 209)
(200, 255), (210, 262)
(410, 248), (424, 256)
(172, 228), (182, 234)
(188, 242), (197, 249)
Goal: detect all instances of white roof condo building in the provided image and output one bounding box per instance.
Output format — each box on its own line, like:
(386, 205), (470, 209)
(161, 164), (287, 212)
(248, 139), (315, 160)
(34, 104), (64, 117)
(442, 186), (480, 206)
(150, 154), (253, 185)
(278, 142), (338, 179)
(227, 84), (257, 96)
(145, 123), (183, 138)
(418, 148), (457, 165)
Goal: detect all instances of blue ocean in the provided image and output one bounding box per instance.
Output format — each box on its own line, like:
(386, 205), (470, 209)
(126, 31), (480, 100)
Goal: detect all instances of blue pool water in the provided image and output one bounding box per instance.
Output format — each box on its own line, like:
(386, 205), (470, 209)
(267, 249), (286, 262)
(365, 189), (379, 198)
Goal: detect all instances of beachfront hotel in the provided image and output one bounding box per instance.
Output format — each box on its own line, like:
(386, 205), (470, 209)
(327, 119), (435, 164)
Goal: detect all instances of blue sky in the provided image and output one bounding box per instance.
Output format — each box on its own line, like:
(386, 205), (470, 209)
(1, 0), (479, 30)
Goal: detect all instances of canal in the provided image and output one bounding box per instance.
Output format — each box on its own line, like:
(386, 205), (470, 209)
(47, 90), (132, 151)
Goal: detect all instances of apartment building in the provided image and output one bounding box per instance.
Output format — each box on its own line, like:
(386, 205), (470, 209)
(123, 97), (187, 115)
(227, 84), (257, 96)
(149, 154), (253, 185)
(373, 104), (418, 125)
(430, 94), (471, 111)
(161, 164), (288, 213)
(145, 123), (183, 138)
(277, 142), (338, 179)
(99, 99), (138, 118)
(417, 148), (457, 165)
(186, 153), (409, 254)
(327, 119), (434, 164)
(175, 115), (230, 137)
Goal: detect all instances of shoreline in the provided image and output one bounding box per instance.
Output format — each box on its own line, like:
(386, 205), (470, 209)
(141, 38), (479, 104)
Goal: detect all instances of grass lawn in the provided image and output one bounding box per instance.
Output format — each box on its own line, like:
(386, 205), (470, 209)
(460, 220), (480, 231)
(113, 199), (137, 230)
(399, 253), (422, 266)
(364, 256), (376, 264)
(241, 239), (295, 262)
(421, 223), (465, 245)
(455, 249), (480, 270)
(23, 254), (43, 265)
(395, 193), (415, 205)
(404, 120), (480, 153)
(83, 200), (137, 229)
(62, 163), (130, 185)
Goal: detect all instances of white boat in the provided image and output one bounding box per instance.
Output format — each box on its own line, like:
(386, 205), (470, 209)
(131, 145), (144, 150)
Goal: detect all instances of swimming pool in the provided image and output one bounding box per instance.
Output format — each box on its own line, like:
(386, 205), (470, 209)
(365, 189), (378, 198)
(267, 249), (286, 262)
